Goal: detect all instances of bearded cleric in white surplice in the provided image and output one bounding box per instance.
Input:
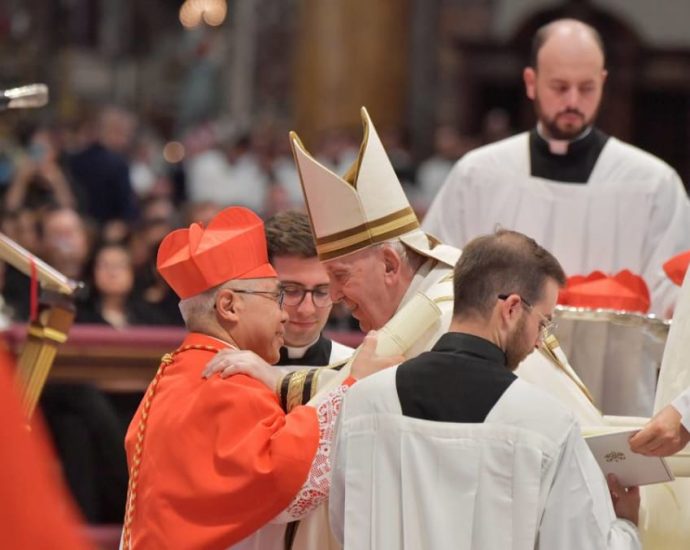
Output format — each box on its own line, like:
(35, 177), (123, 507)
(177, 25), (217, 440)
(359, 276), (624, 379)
(331, 353), (640, 550)
(422, 18), (690, 318)
(422, 130), (690, 316)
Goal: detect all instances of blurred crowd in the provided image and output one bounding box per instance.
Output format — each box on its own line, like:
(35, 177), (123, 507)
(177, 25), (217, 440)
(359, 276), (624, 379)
(0, 104), (513, 331)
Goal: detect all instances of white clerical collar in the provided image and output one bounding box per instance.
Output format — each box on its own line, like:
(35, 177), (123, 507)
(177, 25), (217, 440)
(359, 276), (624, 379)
(536, 123), (592, 155)
(286, 336), (321, 359)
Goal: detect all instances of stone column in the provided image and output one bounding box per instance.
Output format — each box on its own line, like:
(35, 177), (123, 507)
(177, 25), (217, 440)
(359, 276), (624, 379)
(293, 0), (411, 145)
(226, 0), (258, 131)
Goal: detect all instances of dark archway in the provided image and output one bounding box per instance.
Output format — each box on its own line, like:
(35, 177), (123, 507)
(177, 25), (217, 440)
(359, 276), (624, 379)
(452, 0), (690, 189)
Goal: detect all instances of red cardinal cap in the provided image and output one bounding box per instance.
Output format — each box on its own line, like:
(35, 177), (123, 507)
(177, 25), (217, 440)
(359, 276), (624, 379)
(157, 206), (277, 299)
(558, 269), (650, 313)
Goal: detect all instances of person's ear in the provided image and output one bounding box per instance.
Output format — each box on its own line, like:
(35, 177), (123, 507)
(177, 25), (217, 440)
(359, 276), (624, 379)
(523, 67), (537, 101)
(499, 294), (522, 327)
(381, 245), (402, 282)
(215, 288), (240, 323)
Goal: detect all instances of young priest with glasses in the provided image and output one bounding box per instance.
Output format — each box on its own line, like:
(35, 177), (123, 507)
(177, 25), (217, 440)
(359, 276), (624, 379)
(266, 210), (353, 367)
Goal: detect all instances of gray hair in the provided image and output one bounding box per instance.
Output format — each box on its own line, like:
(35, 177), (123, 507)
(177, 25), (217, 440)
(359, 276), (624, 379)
(177, 278), (266, 325)
(178, 285), (219, 325)
(377, 239), (426, 272)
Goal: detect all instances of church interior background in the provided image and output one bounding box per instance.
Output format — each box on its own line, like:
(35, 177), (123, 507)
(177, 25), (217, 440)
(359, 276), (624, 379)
(2, 0), (690, 545)
(3, 0), (690, 185)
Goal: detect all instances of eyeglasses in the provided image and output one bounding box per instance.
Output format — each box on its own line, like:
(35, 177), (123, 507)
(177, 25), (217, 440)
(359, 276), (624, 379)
(230, 288), (285, 309)
(281, 284), (332, 308)
(498, 293), (557, 343)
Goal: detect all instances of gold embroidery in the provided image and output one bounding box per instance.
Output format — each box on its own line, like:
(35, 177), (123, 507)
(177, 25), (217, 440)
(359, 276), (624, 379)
(122, 343), (221, 550)
(285, 368), (310, 412)
(539, 334), (597, 406)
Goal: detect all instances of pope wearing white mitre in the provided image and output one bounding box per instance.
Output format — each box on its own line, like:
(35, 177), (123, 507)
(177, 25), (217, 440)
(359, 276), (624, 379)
(258, 107), (604, 550)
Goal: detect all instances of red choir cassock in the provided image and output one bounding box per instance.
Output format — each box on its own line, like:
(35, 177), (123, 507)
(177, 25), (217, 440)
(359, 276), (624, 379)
(123, 207), (320, 549)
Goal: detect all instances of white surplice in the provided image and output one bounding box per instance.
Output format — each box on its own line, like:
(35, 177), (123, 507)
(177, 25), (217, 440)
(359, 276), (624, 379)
(282, 246), (602, 550)
(330, 367), (640, 550)
(422, 132), (690, 316)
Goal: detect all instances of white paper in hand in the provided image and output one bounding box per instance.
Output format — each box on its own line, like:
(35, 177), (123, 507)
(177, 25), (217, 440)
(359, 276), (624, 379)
(585, 429), (674, 487)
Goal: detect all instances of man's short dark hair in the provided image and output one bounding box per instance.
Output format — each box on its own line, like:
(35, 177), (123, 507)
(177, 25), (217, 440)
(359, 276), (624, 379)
(529, 18), (606, 69)
(265, 210), (317, 261)
(452, 229), (566, 319)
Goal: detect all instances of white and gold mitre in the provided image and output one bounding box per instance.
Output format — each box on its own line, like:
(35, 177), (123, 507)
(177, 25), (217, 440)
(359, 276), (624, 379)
(290, 107), (454, 265)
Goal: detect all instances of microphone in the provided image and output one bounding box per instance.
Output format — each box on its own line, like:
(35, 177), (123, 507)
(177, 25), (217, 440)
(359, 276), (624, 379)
(0, 84), (49, 110)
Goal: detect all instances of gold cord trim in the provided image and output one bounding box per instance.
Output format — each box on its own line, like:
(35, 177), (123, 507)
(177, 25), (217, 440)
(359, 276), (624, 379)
(539, 335), (597, 406)
(122, 343), (220, 549)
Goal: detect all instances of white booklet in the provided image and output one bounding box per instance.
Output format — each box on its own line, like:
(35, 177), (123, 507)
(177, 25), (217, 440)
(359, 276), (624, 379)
(585, 429), (674, 487)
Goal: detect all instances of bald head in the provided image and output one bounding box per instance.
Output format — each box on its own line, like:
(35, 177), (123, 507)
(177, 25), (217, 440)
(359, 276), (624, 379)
(530, 19), (605, 69)
(523, 19), (608, 140)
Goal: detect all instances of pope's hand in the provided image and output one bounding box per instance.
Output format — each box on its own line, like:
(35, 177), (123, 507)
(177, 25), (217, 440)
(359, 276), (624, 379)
(202, 349), (280, 391)
(350, 331), (404, 380)
(628, 404), (690, 457)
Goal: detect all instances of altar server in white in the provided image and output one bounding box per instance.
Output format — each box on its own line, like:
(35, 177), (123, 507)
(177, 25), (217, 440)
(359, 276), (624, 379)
(422, 18), (690, 317)
(331, 229), (641, 550)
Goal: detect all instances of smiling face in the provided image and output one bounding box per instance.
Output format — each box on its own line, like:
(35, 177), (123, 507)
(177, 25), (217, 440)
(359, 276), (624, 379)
(272, 255), (332, 347)
(524, 23), (607, 140)
(224, 277), (288, 364)
(324, 246), (401, 332)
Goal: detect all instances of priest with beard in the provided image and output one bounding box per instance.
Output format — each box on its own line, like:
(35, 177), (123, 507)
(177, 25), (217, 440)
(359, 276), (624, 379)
(423, 18), (690, 317)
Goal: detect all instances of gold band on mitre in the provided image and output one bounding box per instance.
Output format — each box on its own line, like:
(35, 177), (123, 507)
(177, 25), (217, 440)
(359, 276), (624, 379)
(290, 108), (457, 267)
(315, 207), (420, 261)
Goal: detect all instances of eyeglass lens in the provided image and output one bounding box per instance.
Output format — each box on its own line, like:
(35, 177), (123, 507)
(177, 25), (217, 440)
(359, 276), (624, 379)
(282, 285), (331, 307)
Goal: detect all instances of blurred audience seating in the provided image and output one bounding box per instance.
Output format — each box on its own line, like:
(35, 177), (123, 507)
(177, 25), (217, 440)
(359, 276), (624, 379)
(3, 323), (364, 391)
